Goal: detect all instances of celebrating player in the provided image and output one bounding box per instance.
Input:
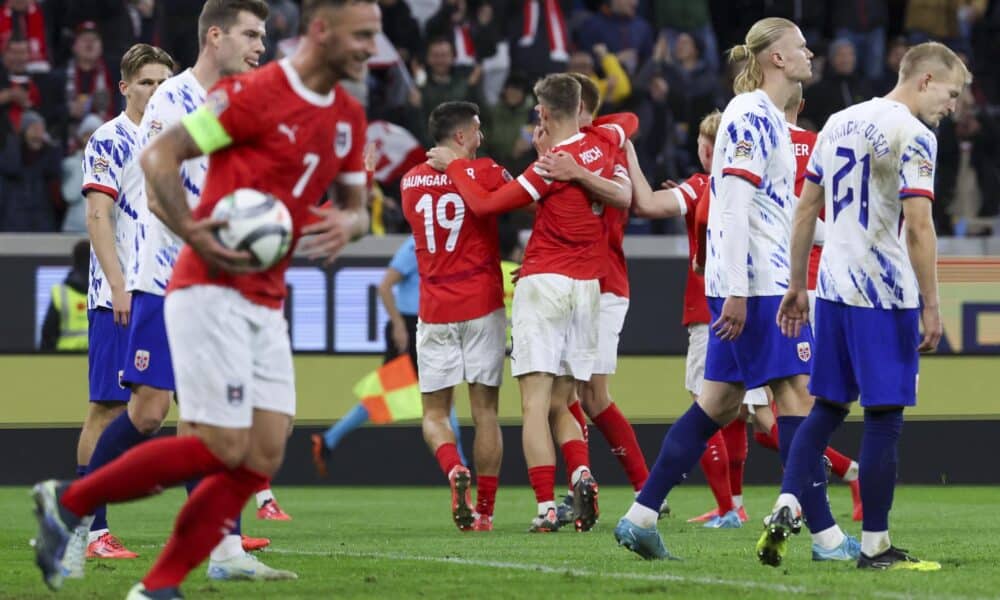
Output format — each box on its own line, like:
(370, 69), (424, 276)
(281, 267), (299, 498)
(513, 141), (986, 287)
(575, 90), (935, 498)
(29, 1), (377, 596)
(76, 43), (175, 563)
(427, 73), (630, 532)
(615, 17), (816, 560)
(401, 101), (510, 532)
(531, 74), (654, 524)
(758, 41), (966, 571)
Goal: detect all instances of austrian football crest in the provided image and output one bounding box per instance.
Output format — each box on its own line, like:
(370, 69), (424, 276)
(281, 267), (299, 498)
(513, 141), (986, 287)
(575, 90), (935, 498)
(797, 341), (811, 362)
(134, 349), (150, 372)
(227, 384), (245, 406)
(335, 121), (351, 158)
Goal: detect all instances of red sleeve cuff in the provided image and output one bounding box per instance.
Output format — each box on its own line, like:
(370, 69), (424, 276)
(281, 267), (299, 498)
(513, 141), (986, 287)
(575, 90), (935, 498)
(82, 183), (118, 199)
(721, 167), (762, 187)
(899, 188), (934, 201)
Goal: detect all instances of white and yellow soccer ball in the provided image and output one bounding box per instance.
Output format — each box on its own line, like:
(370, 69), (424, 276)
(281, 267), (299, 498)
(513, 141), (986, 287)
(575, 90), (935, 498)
(210, 188), (292, 270)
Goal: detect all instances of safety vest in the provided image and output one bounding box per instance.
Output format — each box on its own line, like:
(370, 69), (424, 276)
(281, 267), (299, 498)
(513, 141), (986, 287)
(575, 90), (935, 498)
(50, 283), (88, 351)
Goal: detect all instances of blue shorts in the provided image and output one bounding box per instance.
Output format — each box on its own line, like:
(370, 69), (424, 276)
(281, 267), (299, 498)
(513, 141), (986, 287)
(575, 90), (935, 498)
(810, 298), (919, 408)
(87, 309), (130, 402)
(705, 296), (813, 389)
(121, 291), (175, 391)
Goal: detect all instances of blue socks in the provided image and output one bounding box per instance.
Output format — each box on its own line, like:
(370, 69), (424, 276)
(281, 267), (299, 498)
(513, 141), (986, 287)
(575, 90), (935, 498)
(776, 415), (804, 468)
(636, 402), (720, 511)
(860, 408), (903, 532)
(186, 478), (242, 536)
(322, 403), (370, 451)
(780, 401), (849, 533)
(77, 464), (108, 532)
(86, 411), (150, 533)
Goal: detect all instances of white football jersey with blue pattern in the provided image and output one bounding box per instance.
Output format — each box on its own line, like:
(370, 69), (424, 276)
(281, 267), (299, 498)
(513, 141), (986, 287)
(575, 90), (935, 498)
(705, 89), (797, 298)
(806, 98), (934, 309)
(128, 69), (207, 295)
(82, 112), (142, 310)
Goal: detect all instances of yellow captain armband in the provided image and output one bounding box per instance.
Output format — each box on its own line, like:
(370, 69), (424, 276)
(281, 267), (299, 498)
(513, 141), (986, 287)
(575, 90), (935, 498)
(182, 105), (233, 154)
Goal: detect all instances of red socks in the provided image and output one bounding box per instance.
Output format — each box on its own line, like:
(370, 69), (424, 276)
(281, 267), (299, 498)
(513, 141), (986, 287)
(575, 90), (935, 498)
(61, 436), (226, 518)
(592, 403), (648, 491)
(254, 478), (271, 493)
(143, 466), (267, 591)
(560, 440), (590, 487)
(754, 422), (780, 452)
(721, 419), (747, 496)
(567, 400), (589, 442)
(699, 430), (733, 514)
(527, 465), (556, 504)
(434, 443), (463, 477)
(475, 475), (498, 517)
(824, 447), (853, 479)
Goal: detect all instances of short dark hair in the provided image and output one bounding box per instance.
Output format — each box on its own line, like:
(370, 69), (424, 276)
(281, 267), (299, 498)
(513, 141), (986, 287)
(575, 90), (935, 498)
(198, 0), (270, 48)
(301, 0), (377, 27)
(120, 44), (176, 82)
(428, 101), (479, 144)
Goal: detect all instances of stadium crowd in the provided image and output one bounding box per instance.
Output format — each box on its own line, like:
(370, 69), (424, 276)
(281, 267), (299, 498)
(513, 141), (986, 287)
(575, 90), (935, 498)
(0, 0), (997, 237)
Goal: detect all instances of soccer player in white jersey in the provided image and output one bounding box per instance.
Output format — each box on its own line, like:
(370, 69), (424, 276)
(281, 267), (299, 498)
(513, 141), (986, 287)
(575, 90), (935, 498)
(758, 42), (966, 571)
(83, 0), (290, 581)
(76, 43), (174, 564)
(614, 17), (817, 560)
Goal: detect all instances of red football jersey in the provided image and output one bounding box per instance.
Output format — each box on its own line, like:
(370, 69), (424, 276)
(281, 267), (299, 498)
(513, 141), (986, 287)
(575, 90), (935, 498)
(401, 158), (510, 323)
(516, 129), (621, 281)
(599, 150), (631, 297)
(169, 59), (366, 308)
(680, 173), (711, 326)
(791, 125), (822, 290)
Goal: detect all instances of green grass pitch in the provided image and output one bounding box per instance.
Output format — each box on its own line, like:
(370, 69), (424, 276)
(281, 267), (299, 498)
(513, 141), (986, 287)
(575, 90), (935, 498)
(3, 485), (999, 599)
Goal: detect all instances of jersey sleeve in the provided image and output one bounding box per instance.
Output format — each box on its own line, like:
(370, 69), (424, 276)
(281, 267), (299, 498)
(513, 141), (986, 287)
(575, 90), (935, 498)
(445, 160), (534, 216)
(515, 162), (556, 202)
(475, 160), (514, 192)
(139, 89), (187, 147)
(593, 112), (639, 148)
(804, 130), (825, 186)
(694, 181), (711, 268)
(182, 77), (268, 156)
(720, 113), (770, 187)
(337, 103), (367, 187)
(898, 130), (936, 201)
(81, 128), (123, 199)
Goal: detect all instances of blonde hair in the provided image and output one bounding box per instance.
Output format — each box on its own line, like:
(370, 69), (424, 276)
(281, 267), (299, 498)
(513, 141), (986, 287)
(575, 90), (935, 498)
(567, 72), (601, 116)
(533, 73), (581, 121)
(728, 17), (798, 94)
(698, 110), (721, 139)
(898, 41), (972, 85)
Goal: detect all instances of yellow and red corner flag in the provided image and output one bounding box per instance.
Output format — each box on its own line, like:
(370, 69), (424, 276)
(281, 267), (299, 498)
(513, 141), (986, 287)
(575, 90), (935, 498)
(355, 355), (422, 424)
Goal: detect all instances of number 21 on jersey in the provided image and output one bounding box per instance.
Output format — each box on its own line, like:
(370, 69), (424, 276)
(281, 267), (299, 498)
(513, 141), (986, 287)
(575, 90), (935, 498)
(415, 192), (465, 253)
(831, 147), (871, 228)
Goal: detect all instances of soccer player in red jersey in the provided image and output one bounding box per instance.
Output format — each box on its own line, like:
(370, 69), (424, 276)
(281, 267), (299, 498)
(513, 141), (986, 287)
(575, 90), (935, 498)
(531, 74), (656, 525)
(30, 1), (378, 596)
(427, 73), (630, 532)
(400, 101), (511, 532)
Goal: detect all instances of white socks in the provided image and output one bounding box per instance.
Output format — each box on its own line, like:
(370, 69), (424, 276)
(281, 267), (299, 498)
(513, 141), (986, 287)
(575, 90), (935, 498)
(624, 502), (659, 529)
(87, 528), (109, 544)
(812, 525), (846, 550)
(255, 489), (275, 509)
(842, 461), (860, 482)
(775, 493), (801, 515)
(732, 494), (744, 509)
(570, 466), (590, 486)
(209, 534), (244, 562)
(537, 500), (556, 516)
(861, 530), (891, 557)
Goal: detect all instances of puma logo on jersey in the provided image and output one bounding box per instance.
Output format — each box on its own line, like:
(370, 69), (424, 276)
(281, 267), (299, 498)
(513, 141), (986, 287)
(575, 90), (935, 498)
(277, 123), (299, 144)
(579, 146), (604, 165)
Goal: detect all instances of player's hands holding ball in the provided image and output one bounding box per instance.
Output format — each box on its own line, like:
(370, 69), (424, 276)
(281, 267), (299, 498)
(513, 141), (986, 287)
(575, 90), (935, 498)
(184, 216), (257, 274)
(776, 288), (810, 338)
(426, 146), (458, 172)
(713, 295), (747, 341)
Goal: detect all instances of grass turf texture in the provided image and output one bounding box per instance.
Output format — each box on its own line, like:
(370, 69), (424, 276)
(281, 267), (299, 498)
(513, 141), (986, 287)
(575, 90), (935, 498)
(3, 485), (998, 599)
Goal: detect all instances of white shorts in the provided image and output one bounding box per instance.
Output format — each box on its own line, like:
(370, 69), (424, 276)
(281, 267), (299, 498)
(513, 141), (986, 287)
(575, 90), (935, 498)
(591, 293), (629, 376)
(417, 308), (506, 393)
(511, 273), (599, 381)
(165, 285), (296, 429)
(743, 387), (769, 406)
(684, 324), (708, 395)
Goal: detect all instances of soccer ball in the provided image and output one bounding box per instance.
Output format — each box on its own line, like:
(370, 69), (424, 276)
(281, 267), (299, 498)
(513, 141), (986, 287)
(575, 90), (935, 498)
(211, 189), (292, 270)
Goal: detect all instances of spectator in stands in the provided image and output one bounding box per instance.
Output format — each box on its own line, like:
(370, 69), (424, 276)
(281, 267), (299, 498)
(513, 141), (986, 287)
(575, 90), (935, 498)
(0, 110), (63, 232)
(154, 0), (200, 68)
(0, 0), (48, 73)
(576, 0), (653, 74)
(831, 0), (889, 81)
(262, 0), (299, 64)
(508, 0), (572, 81)
(60, 114), (102, 233)
(567, 43), (631, 109)
(40, 240), (91, 352)
(482, 71), (535, 175)
(652, 0), (720, 74)
(411, 37), (481, 143)
(632, 34), (683, 204)
(761, 0), (826, 50)
(379, 0), (422, 64)
(425, 0), (502, 70)
(0, 37), (41, 131)
(126, 0), (162, 47)
(905, 0), (988, 53)
(803, 39), (872, 128)
(62, 21), (115, 126)
(872, 36), (909, 97)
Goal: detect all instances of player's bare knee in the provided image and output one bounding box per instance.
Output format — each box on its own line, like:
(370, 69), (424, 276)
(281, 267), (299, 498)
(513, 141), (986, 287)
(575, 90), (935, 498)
(200, 428), (250, 469)
(128, 387), (170, 434)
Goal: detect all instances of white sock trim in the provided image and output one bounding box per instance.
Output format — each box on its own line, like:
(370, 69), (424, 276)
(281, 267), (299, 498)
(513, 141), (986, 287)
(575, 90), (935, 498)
(861, 530), (891, 557)
(87, 528), (109, 544)
(537, 500), (556, 516)
(255, 489), (275, 508)
(811, 525), (846, 550)
(624, 502), (659, 528)
(209, 534), (244, 562)
(570, 465), (590, 486)
(843, 460), (860, 482)
(775, 493), (801, 515)
(731, 494), (744, 508)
